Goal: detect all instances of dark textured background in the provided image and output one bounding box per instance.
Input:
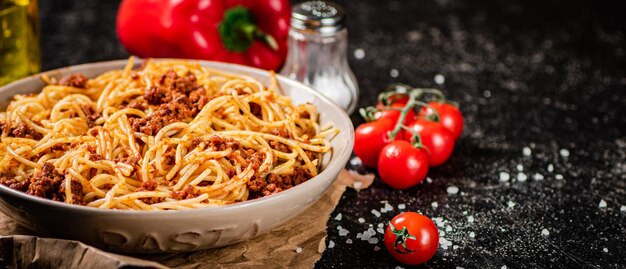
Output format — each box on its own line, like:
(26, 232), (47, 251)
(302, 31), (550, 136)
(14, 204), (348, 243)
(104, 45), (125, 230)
(38, 0), (625, 268)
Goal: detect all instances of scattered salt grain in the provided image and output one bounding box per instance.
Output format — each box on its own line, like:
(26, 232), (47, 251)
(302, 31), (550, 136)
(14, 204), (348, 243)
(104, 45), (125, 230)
(371, 209), (381, 217)
(380, 202), (393, 213)
(603, 248), (608, 253)
(377, 228), (385, 234)
(426, 177), (433, 183)
(453, 245), (460, 250)
(547, 164), (554, 172)
(338, 229), (349, 236)
(555, 174), (563, 180)
(499, 172), (510, 182)
(328, 240), (335, 249)
(390, 69), (399, 78)
(467, 216), (475, 223)
(507, 201), (516, 208)
(395, 266), (405, 269)
(599, 199), (607, 208)
(456, 266), (465, 269)
(349, 156), (362, 166)
(336, 225), (342, 230)
(374, 246), (381, 251)
(541, 228), (550, 236)
(446, 225), (452, 232)
(353, 181), (362, 189)
(358, 217), (365, 223)
(483, 90), (492, 98)
(559, 148), (570, 157)
(295, 247), (303, 253)
(517, 172), (528, 182)
(620, 205), (626, 212)
(523, 147), (532, 156)
(431, 202), (439, 208)
(434, 74), (445, 84)
(334, 213), (342, 221)
(398, 203), (406, 210)
(354, 48), (365, 59)
(533, 173), (544, 180)
(361, 228), (376, 241)
(433, 217), (445, 227)
(346, 239), (353, 244)
(516, 164), (524, 171)
(469, 232), (475, 238)
(501, 266), (507, 269)
(447, 186), (459, 195)
(356, 232), (362, 239)
(439, 237), (453, 248)
(377, 223), (384, 228)
(368, 237), (379, 244)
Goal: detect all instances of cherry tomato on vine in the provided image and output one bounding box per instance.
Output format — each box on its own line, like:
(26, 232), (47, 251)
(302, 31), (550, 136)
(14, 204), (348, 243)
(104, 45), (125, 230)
(402, 119), (455, 166)
(354, 118), (395, 168)
(419, 102), (464, 139)
(375, 95), (416, 126)
(377, 140), (429, 189)
(384, 212), (439, 265)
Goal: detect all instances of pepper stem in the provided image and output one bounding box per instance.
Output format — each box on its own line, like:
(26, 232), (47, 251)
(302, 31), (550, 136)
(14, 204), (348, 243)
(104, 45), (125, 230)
(219, 6), (279, 52)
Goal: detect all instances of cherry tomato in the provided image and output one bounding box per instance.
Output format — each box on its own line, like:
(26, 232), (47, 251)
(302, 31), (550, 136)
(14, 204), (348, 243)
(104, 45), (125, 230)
(376, 95), (416, 126)
(354, 118), (395, 168)
(384, 212), (439, 265)
(402, 119), (455, 166)
(377, 141), (429, 189)
(420, 102), (464, 139)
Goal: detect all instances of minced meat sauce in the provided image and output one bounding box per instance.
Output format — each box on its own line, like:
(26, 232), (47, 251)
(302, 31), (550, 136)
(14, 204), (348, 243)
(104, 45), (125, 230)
(0, 71), (319, 205)
(0, 163), (83, 204)
(129, 70), (209, 136)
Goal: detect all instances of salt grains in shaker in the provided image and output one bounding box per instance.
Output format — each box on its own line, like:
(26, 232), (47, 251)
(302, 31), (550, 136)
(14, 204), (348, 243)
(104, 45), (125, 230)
(280, 1), (359, 114)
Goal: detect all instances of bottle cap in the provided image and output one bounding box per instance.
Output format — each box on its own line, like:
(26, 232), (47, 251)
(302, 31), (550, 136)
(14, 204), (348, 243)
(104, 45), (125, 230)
(291, 1), (345, 34)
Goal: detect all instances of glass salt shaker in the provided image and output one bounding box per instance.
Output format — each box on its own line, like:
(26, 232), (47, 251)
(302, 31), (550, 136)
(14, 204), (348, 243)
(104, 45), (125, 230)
(280, 0), (359, 114)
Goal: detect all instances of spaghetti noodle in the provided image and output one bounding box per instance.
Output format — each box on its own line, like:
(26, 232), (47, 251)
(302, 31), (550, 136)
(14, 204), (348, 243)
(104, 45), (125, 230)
(0, 58), (337, 210)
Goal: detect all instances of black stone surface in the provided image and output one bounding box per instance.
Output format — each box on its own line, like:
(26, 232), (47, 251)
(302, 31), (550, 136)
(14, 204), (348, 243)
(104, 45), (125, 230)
(38, 1), (625, 268)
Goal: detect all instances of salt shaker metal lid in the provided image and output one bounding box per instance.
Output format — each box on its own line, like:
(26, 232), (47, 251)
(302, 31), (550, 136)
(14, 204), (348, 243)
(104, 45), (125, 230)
(291, 1), (346, 35)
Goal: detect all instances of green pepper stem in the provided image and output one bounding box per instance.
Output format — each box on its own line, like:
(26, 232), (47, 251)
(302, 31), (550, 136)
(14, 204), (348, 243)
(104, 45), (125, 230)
(219, 6), (279, 52)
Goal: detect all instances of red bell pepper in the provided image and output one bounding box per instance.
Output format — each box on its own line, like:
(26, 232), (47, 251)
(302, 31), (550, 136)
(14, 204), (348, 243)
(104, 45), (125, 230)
(116, 0), (291, 71)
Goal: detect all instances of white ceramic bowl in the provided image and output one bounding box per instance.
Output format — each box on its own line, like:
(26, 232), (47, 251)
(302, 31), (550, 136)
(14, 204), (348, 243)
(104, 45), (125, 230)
(0, 59), (354, 253)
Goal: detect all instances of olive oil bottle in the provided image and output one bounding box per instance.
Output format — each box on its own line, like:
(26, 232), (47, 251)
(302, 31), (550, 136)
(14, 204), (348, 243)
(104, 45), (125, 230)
(0, 0), (39, 86)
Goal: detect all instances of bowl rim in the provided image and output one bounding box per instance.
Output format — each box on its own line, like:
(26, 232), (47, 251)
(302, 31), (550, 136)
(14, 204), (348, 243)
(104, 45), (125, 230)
(0, 58), (355, 216)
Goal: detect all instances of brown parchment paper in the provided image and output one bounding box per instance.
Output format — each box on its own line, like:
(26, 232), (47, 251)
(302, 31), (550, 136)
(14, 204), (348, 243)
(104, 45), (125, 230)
(0, 169), (370, 268)
(0, 235), (167, 269)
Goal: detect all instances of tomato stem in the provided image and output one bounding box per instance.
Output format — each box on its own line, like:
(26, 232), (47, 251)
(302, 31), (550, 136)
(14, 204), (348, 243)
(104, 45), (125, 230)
(359, 106), (379, 122)
(387, 89), (422, 140)
(401, 126), (428, 153)
(378, 90), (408, 106)
(389, 221), (417, 254)
(416, 99), (442, 122)
(381, 85), (445, 142)
(420, 88), (446, 102)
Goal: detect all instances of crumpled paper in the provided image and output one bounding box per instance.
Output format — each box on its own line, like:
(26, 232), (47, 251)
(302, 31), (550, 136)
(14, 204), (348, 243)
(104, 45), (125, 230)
(0, 235), (167, 269)
(0, 169), (370, 268)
